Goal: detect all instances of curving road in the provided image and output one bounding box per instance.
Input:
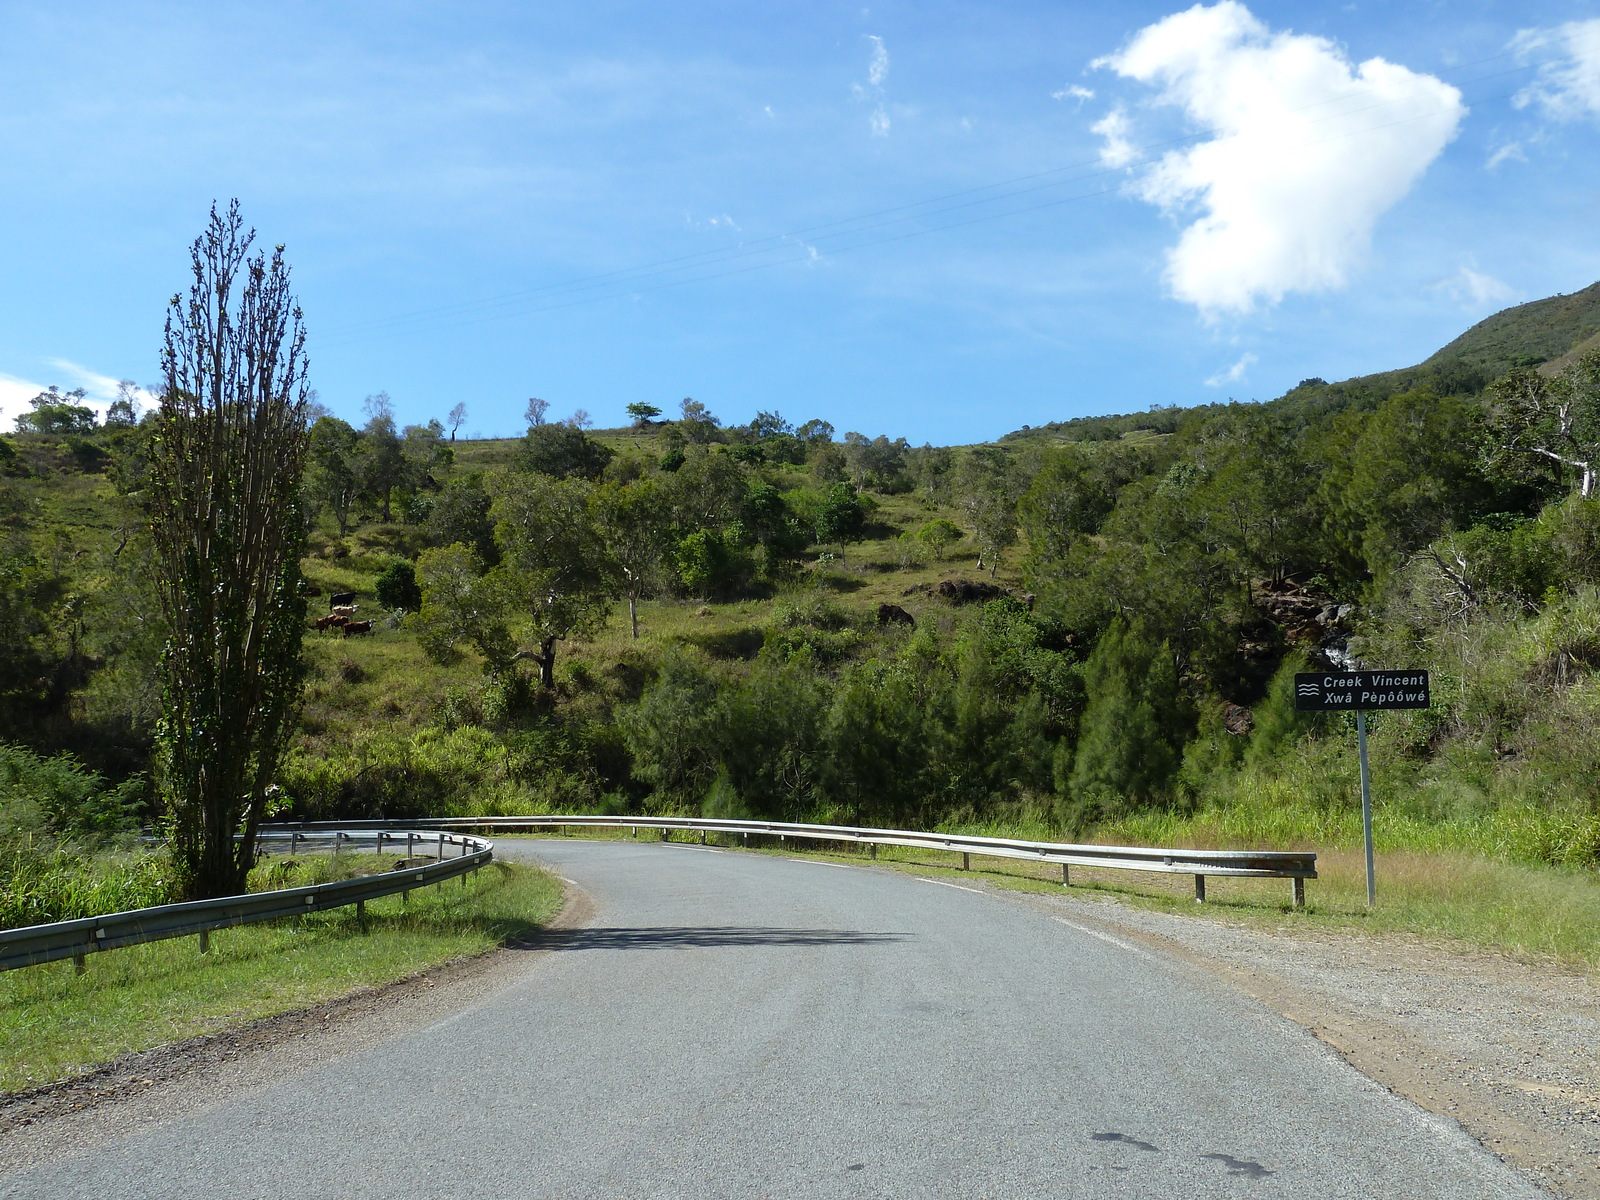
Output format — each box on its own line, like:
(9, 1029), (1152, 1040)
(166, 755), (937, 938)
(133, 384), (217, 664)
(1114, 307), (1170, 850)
(3, 840), (1545, 1198)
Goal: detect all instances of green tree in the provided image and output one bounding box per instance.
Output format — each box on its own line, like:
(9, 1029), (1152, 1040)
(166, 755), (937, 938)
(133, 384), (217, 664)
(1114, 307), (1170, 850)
(491, 473), (615, 688)
(1331, 389), (1488, 582)
(147, 201), (311, 899)
(356, 395), (405, 522)
(375, 558), (422, 611)
(915, 518), (963, 561)
(1068, 620), (1193, 820)
(426, 473), (499, 566)
(520, 422), (615, 480)
(626, 402), (662, 425)
(412, 543), (520, 678)
(808, 482), (867, 545)
(956, 447), (1019, 576)
(1487, 352), (1600, 499)
(593, 477), (672, 637)
(14, 386), (96, 435)
(1017, 446), (1118, 581)
(306, 416), (362, 536)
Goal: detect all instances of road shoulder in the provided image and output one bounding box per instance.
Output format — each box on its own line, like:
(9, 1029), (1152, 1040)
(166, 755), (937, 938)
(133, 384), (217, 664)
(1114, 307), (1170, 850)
(0, 884), (594, 1176)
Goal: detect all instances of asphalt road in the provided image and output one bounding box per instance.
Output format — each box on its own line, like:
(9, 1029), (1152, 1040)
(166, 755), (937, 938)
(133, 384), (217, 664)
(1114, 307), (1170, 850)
(3, 839), (1546, 1199)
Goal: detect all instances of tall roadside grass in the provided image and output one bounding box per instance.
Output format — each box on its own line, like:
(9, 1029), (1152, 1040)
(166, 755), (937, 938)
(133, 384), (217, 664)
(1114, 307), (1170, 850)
(0, 839), (174, 930)
(0, 859), (563, 1093)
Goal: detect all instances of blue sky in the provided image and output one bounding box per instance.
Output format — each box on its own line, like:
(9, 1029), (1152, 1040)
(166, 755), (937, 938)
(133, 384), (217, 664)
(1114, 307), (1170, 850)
(1, 1), (1597, 443)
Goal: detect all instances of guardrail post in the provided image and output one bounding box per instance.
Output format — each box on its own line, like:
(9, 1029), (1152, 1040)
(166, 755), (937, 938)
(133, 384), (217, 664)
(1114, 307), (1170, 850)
(870, 843), (877, 860)
(1194, 875), (1206, 903)
(335, 830), (344, 856)
(1292, 877), (1306, 909)
(356, 899), (366, 930)
(961, 852), (969, 871)
(700, 830), (707, 845)
(1061, 863), (1069, 887)
(290, 830), (299, 855)
(199, 928), (210, 955)
(72, 951), (86, 974)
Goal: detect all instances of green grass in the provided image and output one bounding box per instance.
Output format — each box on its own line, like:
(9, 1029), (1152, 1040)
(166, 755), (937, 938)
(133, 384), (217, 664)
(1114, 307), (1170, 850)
(0, 859), (563, 1093)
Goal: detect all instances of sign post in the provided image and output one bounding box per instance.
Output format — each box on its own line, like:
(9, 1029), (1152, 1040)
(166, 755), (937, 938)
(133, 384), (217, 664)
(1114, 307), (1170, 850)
(1294, 670), (1430, 907)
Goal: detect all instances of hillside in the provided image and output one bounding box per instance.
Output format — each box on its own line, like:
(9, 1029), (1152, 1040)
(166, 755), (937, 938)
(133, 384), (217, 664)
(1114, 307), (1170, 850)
(1427, 280), (1600, 376)
(1005, 280), (1600, 445)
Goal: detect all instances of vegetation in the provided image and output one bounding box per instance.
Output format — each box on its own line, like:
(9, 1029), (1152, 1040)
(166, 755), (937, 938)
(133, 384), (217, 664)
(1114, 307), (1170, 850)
(6, 279), (1600, 968)
(0, 858), (561, 1092)
(148, 203), (314, 899)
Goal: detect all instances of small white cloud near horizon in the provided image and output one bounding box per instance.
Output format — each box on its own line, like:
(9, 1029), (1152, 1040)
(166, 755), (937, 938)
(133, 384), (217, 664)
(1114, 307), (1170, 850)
(1204, 351), (1258, 386)
(1052, 84), (1096, 104)
(1095, 1), (1464, 318)
(0, 361), (155, 431)
(0, 373), (49, 432)
(1437, 266), (1517, 310)
(1513, 19), (1600, 121)
(1092, 108), (1137, 167)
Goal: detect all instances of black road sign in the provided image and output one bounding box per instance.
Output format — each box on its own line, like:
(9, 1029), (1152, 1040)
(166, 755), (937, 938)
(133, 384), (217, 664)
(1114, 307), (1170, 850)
(1294, 671), (1430, 711)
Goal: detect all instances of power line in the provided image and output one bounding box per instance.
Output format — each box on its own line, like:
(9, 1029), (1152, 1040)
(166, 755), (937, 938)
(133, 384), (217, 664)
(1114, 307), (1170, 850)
(318, 53), (1548, 348)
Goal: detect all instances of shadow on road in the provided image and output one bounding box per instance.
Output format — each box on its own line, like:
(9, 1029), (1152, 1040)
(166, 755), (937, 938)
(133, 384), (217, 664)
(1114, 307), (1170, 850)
(511, 926), (911, 951)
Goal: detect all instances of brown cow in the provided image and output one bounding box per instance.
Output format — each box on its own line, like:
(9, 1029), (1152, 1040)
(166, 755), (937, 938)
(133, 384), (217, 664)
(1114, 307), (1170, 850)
(313, 614), (347, 631)
(341, 620), (374, 637)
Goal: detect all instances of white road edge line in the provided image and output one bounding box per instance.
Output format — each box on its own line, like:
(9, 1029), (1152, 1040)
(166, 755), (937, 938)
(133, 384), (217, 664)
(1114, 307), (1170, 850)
(670, 845), (724, 854)
(788, 858), (856, 869)
(915, 877), (986, 895)
(1050, 915), (1157, 960)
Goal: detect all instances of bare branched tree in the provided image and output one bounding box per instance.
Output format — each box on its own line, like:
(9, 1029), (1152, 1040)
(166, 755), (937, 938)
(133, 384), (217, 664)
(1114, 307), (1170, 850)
(148, 201), (312, 899)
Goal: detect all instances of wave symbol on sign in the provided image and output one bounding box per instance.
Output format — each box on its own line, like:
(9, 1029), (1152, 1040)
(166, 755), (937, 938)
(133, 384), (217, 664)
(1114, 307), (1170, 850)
(1295, 683), (1321, 696)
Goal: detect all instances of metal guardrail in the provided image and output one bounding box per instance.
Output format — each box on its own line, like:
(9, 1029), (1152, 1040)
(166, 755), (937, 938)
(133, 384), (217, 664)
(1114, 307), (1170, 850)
(2, 815), (1316, 975)
(0, 830), (492, 973)
(265, 815), (1316, 907)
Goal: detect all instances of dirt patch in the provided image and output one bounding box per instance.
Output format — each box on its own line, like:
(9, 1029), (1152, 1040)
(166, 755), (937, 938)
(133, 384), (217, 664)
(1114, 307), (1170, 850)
(0, 885), (594, 1175)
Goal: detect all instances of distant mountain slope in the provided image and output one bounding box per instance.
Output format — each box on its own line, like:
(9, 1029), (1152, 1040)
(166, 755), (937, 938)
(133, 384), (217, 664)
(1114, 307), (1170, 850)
(1003, 280), (1600, 445)
(1425, 280), (1600, 377)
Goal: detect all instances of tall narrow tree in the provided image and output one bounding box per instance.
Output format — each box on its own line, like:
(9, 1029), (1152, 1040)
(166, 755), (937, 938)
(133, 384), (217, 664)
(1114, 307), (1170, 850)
(148, 202), (311, 899)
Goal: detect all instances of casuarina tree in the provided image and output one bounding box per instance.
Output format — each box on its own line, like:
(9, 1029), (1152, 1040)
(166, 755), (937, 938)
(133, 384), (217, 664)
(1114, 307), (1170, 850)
(147, 201), (312, 899)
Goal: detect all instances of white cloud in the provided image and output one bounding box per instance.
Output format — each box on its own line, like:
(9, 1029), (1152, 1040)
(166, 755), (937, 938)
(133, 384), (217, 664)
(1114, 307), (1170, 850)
(1437, 266), (1517, 309)
(48, 358), (154, 406)
(1485, 141), (1527, 170)
(1513, 19), (1600, 120)
(867, 35), (889, 87)
(0, 361), (154, 431)
(1092, 107), (1138, 167)
(1204, 351), (1257, 386)
(859, 35), (891, 136)
(0, 374), (48, 432)
(1052, 84), (1096, 104)
(1096, 1), (1464, 317)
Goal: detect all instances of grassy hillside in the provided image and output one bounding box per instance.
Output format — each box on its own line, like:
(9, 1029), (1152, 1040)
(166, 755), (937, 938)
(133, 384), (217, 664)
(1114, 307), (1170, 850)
(1427, 279), (1600, 376)
(1004, 279), (1600, 447)
(6, 280), (1600, 966)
